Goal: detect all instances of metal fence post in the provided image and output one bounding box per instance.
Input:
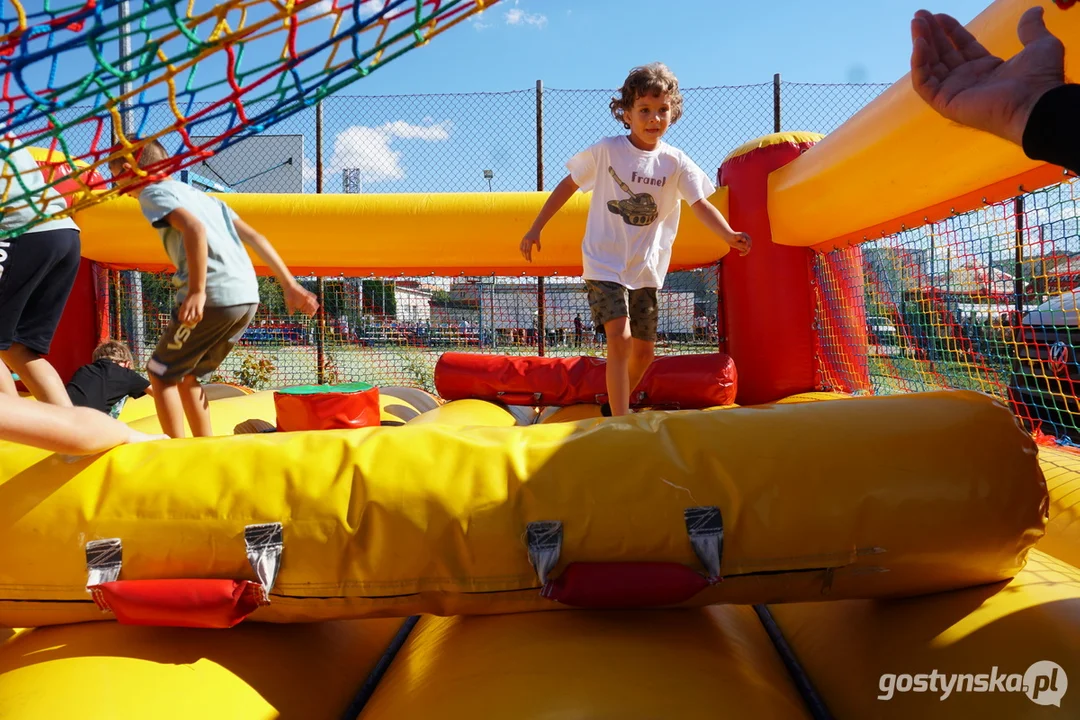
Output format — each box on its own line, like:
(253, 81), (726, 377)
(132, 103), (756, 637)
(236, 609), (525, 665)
(315, 101), (327, 384)
(117, 1), (149, 361)
(773, 73), (781, 133)
(536, 79), (546, 356)
(1014, 195), (1025, 322)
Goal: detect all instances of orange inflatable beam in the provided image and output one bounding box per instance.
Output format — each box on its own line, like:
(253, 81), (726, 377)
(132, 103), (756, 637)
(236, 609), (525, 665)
(768, 0), (1080, 251)
(73, 188), (730, 276)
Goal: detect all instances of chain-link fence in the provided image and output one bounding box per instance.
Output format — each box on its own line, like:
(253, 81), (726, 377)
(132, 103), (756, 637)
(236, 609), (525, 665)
(94, 77), (890, 390)
(53, 78), (890, 196)
(107, 269), (720, 392)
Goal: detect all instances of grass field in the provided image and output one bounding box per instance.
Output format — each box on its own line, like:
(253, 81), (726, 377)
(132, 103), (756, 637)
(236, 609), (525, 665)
(207, 340), (720, 392)
(867, 354), (1011, 399)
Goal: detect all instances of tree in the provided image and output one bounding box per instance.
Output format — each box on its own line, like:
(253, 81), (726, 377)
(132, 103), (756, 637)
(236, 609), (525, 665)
(362, 279), (397, 317)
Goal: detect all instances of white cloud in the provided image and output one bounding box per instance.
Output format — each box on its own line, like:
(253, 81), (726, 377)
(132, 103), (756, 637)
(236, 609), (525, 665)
(300, 0), (335, 20)
(325, 120), (452, 190)
(357, 0), (383, 22)
(302, 155), (317, 182)
(378, 120), (450, 141)
(505, 7), (547, 28)
(304, 0), (384, 22)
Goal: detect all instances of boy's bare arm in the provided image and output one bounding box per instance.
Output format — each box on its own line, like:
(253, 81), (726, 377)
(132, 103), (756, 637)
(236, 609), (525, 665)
(520, 174), (579, 262)
(164, 207), (209, 324)
(233, 217), (320, 316)
(690, 199), (752, 256)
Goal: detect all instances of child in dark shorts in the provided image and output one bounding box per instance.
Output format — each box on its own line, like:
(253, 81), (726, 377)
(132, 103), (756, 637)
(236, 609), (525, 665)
(0, 138), (83, 406)
(109, 139), (319, 438)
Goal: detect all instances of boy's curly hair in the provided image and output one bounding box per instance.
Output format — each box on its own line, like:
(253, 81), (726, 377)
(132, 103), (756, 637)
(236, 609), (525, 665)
(92, 340), (135, 366)
(609, 62), (684, 130)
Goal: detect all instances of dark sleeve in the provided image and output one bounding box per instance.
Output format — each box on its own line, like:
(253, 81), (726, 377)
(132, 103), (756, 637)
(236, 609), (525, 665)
(1022, 84), (1080, 176)
(65, 366), (90, 407)
(121, 367), (151, 399)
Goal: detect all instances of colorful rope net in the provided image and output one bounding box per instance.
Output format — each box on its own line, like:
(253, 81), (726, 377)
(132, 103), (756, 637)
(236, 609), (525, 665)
(812, 177), (1080, 447)
(0, 0), (497, 237)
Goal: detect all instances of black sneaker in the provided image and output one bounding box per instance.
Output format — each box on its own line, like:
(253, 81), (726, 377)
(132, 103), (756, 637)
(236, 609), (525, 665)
(600, 402), (612, 417)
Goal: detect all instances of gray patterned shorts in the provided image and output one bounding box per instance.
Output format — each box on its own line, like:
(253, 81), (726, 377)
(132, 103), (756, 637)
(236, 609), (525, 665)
(585, 280), (658, 342)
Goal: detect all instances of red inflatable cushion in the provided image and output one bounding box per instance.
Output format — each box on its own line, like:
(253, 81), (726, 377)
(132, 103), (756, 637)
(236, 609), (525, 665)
(541, 562), (711, 608)
(434, 353), (736, 408)
(89, 579), (266, 629)
(274, 382), (380, 432)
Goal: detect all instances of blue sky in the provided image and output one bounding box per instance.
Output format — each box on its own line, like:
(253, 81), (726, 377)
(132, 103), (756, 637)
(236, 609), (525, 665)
(284, 0), (994, 194)
(353, 0), (996, 93)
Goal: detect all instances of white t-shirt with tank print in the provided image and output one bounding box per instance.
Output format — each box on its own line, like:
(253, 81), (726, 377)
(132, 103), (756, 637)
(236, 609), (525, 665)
(566, 135), (715, 290)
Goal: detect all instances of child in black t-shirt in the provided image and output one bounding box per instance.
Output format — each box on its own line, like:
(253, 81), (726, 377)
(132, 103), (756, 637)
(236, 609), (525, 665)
(66, 340), (152, 417)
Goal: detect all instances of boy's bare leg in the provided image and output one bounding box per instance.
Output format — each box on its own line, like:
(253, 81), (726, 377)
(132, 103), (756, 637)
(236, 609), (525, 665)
(604, 316), (633, 417)
(0, 344), (72, 406)
(150, 375), (187, 438)
(179, 375), (213, 437)
(627, 338), (655, 398)
(0, 362), (17, 397)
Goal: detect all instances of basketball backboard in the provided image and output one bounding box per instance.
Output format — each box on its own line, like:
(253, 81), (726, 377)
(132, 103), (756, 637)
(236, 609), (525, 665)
(187, 134), (304, 194)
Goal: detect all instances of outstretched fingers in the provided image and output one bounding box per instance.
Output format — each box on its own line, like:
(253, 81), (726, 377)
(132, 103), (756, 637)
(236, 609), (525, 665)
(911, 17), (944, 103)
(935, 12), (992, 62)
(920, 10), (968, 70)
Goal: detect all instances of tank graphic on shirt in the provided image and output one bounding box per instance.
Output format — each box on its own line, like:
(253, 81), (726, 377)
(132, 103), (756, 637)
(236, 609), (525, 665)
(606, 166), (658, 227)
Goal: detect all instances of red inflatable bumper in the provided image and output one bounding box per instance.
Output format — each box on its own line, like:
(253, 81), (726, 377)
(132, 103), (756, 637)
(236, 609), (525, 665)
(434, 353), (737, 408)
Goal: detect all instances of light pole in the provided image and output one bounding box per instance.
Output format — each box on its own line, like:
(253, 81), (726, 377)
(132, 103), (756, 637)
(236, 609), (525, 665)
(481, 170), (495, 346)
(343, 168), (362, 194)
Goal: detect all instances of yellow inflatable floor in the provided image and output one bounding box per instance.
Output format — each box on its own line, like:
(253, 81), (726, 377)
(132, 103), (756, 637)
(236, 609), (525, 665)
(357, 607), (810, 719)
(767, 549), (1080, 719)
(0, 618), (406, 719)
(2, 552), (1078, 719)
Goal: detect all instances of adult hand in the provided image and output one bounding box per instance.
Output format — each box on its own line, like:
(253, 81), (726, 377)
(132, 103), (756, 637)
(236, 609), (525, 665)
(910, 7), (1065, 146)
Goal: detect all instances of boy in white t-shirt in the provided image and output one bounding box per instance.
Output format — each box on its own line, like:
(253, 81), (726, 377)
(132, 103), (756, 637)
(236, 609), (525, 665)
(521, 63), (751, 417)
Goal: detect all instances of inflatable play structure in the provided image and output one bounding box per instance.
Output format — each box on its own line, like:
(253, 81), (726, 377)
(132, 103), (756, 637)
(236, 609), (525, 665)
(3, 0), (1080, 718)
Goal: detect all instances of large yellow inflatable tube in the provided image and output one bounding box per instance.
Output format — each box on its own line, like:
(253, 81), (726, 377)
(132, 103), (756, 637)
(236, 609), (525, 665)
(0, 618), (408, 719)
(74, 188), (730, 276)
(769, 0), (1080, 250)
(773, 391), (1080, 573)
(0, 390), (1046, 627)
(767, 550), (1080, 719)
